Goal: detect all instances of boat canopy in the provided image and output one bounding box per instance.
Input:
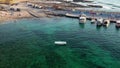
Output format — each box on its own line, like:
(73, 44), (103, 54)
(79, 17), (86, 19)
(116, 20), (120, 23)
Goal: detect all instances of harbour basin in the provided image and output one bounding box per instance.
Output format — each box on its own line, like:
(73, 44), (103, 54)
(0, 17), (120, 68)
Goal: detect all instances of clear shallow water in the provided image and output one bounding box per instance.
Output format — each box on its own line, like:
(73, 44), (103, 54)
(0, 17), (120, 68)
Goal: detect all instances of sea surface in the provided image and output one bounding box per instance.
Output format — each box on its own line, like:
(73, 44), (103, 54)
(75, 0), (120, 12)
(95, 0), (120, 11)
(95, 0), (120, 7)
(0, 17), (120, 68)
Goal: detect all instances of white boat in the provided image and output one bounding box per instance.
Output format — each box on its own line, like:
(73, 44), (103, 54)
(65, 13), (79, 18)
(54, 41), (67, 45)
(103, 19), (110, 27)
(79, 17), (86, 23)
(79, 14), (87, 23)
(91, 18), (96, 24)
(116, 20), (120, 28)
(96, 18), (103, 26)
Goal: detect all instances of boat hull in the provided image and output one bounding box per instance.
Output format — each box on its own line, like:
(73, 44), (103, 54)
(54, 41), (67, 45)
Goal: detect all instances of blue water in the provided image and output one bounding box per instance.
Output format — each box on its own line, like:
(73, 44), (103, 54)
(75, 0), (120, 12)
(96, 0), (120, 6)
(0, 17), (120, 68)
(94, 0), (120, 11)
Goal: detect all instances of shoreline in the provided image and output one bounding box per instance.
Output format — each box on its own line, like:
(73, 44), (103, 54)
(0, 10), (32, 23)
(0, 0), (120, 24)
(0, 11), (57, 24)
(0, 10), (51, 24)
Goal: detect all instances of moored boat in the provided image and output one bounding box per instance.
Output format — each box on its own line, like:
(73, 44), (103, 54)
(103, 19), (110, 27)
(79, 14), (87, 23)
(65, 13), (79, 18)
(116, 20), (120, 28)
(91, 18), (96, 24)
(96, 18), (103, 26)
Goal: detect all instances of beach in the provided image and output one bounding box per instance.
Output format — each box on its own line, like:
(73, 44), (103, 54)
(0, 10), (32, 22)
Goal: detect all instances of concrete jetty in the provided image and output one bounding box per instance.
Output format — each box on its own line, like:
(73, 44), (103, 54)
(47, 9), (120, 23)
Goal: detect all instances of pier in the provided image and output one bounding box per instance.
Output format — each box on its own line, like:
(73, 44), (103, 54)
(46, 9), (120, 23)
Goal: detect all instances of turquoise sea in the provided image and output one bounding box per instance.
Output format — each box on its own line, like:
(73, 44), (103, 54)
(0, 17), (120, 68)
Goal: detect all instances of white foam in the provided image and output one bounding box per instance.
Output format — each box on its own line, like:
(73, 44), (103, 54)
(102, 5), (111, 9)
